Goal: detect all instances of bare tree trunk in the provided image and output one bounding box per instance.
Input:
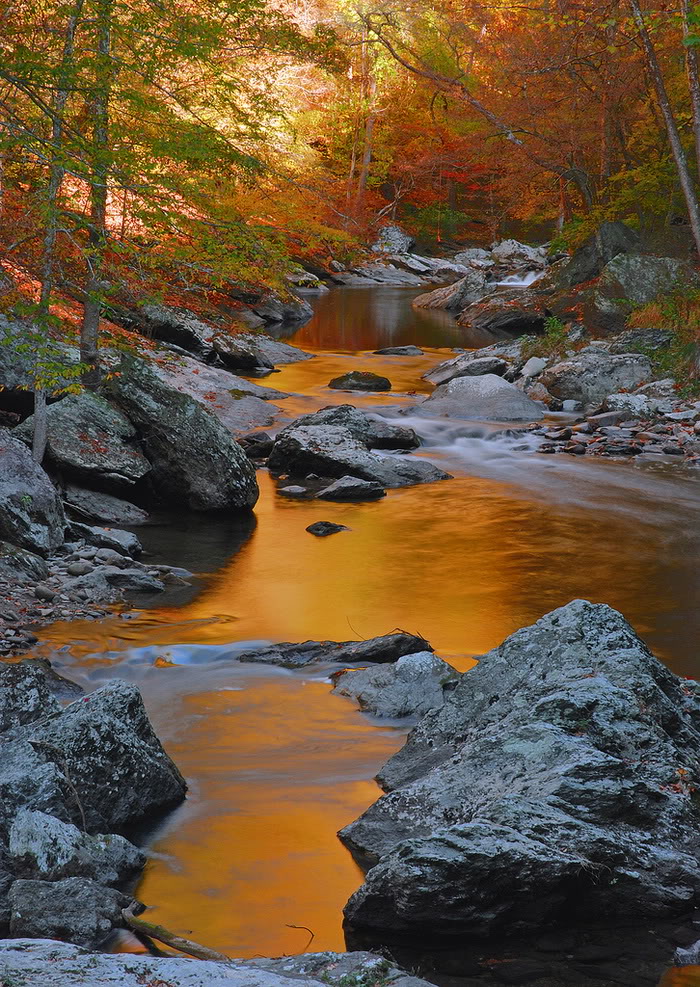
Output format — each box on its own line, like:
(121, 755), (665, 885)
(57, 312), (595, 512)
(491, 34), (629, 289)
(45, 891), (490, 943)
(354, 106), (376, 210)
(681, 0), (700, 176)
(629, 0), (700, 254)
(81, 0), (113, 390)
(33, 0), (85, 463)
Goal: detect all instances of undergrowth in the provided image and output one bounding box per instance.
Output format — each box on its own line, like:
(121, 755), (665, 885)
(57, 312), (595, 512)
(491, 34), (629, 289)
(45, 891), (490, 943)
(520, 316), (569, 361)
(627, 287), (700, 397)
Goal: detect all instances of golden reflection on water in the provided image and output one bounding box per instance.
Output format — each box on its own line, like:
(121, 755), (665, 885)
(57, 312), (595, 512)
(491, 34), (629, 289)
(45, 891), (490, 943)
(30, 293), (700, 961)
(659, 969), (700, 986)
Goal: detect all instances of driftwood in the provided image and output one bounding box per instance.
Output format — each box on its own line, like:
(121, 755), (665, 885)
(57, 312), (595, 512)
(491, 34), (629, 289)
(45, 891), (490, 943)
(122, 901), (232, 964)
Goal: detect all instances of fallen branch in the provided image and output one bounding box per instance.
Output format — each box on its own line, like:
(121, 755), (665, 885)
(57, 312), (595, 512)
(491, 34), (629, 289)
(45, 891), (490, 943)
(122, 902), (232, 964)
(285, 923), (315, 953)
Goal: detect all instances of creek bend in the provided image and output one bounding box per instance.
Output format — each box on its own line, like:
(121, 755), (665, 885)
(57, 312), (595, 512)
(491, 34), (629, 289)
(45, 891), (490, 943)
(29, 285), (700, 960)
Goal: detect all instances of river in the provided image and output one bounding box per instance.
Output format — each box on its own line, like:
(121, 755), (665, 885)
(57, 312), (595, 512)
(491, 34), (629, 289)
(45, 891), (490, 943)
(30, 285), (700, 978)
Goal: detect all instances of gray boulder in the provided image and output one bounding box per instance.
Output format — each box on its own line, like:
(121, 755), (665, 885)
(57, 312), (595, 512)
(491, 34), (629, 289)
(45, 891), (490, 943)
(278, 406), (419, 451)
(415, 375), (545, 421)
(106, 356), (258, 511)
(9, 877), (132, 948)
(329, 372), (391, 392)
(66, 522), (141, 558)
(453, 247), (494, 268)
(233, 631), (432, 670)
(423, 355), (508, 386)
(541, 348), (652, 406)
(63, 486), (149, 526)
(0, 663), (61, 735)
(0, 542), (48, 583)
(551, 222), (642, 290)
(0, 433), (65, 555)
(268, 425), (449, 488)
(342, 600), (700, 939)
(16, 392), (151, 489)
(0, 741), (70, 832)
(9, 809), (144, 885)
(491, 239), (548, 268)
(456, 287), (547, 338)
(412, 269), (489, 312)
(373, 225), (416, 254)
(23, 679), (187, 832)
(373, 346), (423, 356)
(318, 476), (386, 501)
(252, 293), (313, 324)
(332, 652), (460, 718)
(609, 327), (674, 354)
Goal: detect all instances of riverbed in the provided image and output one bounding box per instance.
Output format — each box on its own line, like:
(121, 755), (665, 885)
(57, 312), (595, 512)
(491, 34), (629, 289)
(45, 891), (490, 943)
(30, 285), (700, 966)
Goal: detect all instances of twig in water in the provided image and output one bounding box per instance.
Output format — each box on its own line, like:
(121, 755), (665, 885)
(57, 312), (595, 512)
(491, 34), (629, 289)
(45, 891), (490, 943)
(346, 617), (367, 640)
(286, 924), (315, 953)
(122, 902), (232, 963)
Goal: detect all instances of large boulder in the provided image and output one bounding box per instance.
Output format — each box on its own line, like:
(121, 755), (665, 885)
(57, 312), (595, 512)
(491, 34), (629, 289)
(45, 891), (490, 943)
(541, 347), (652, 406)
(0, 432), (65, 555)
(0, 542), (49, 584)
(456, 287), (547, 339)
(412, 270), (489, 311)
(491, 239), (548, 268)
(213, 332), (313, 371)
(277, 406), (419, 451)
(332, 652), (460, 718)
(342, 601), (700, 940)
(0, 741), (70, 832)
(0, 663), (60, 735)
(106, 356), (259, 511)
(22, 679), (187, 833)
(63, 486), (149, 526)
(583, 254), (700, 333)
(8, 809), (144, 885)
(373, 225), (416, 254)
(268, 425), (449, 488)
(252, 293), (314, 324)
(414, 375), (545, 421)
(15, 393), (150, 490)
(232, 631), (433, 670)
(453, 247), (494, 269)
(423, 355), (508, 387)
(8, 877), (132, 948)
(552, 222), (642, 290)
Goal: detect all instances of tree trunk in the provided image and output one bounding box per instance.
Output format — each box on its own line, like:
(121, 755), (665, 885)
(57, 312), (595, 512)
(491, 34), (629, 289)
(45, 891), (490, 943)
(33, 0), (85, 463)
(80, 0), (113, 390)
(681, 0), (700, 176)
(629, 0), (700, 254)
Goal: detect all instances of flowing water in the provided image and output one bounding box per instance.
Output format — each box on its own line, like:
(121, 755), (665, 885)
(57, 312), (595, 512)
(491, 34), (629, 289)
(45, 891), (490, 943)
(30, 286), (700, 976)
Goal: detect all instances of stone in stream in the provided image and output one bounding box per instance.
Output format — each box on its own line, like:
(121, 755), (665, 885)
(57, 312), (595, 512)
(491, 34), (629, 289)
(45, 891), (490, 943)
(540, 347), (652, 407)
(0, 940), (437, 987)
(411, 269), (489, 312)
(332, 652), (461, 718)
(66, 521), (142, 558)
(106, 354), (259, 511)
(318, 476), (386, 501)
(277, 405), (419, 451)
(413, 374), (545, 421)
(373, 345), (424, 356)
(424, 355), (509, 386)
(305, 521), (350, 537)
(14, 392), (151, 491)
(0, 432), (65, 556)
(64, 485), (150, 526)
(268, 426), (448, 489)
(232, 631), (433, 669)
(328, 371), (392, 392)
(341, 600), (700, 942)
(8, 877), (133, 948)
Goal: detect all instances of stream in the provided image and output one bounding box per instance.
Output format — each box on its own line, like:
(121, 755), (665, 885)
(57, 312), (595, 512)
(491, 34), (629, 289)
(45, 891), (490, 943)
(30, 285), (700, 975)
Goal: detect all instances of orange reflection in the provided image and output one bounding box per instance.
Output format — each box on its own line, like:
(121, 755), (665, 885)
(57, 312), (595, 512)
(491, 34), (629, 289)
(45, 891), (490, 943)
(659, 968), (700, 986)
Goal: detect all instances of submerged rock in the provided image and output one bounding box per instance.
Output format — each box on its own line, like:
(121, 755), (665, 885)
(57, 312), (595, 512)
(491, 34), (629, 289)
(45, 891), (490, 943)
(318, 476), (386, 501)
(328, 372), (392, 392)
(269, 425), (448, 489)
(373, 346), (424, 356)
(332, 652), (460, 718)
(0, 433), (65, 556)
(233, 631), (433, 669)
(342, 600), (700, 940)
(414, 374), (545, 421)
(306, 521), (349, 537)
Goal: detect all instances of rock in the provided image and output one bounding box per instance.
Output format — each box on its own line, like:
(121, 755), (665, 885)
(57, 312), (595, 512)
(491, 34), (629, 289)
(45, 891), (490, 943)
(584, 254), (700, 333)
(373, 346), (424, 356)
(453, 247), (494, 268)
(414, 375), (545, 421)
(66, 522), (141, 558)
(22, 679), (187, 832)
(278, 406), (419, 451)
(0, 663), (61, 735)
(95, 565), (165, 595)
(541, 348), (652, 406)
(342, 600), (700, 940)
(213, 332), (313, 371)
(520, 356), (548, 378)
(603, 393), (655, 416)
(66, 560), (93, 576)
(64, 486), (149, 526)
(15, 393), (151, 490)
(609, 328), (674, 354)
(491, 239), (548, 267)
(9, 809), (144, 885)
(333, 263), (424, 287)
(328, 372), (392, 392)
(0, 940), (435, 987)
(268, 425), (449, 488)
(106, 355), (258, 511)
(552, 222), (642, 290)
(373, 225), (416, 254)
(238, 431), (275, 459)
(424, 355), (509, 386)
(0, 433), (65, 556)
(0, 741), (70, 831)
(332, 652), (460, 718)
(243, 335), (313, 366)
(456, 288), (547, 339)
(252, 293), (313, 324)
(9, 877), (132, 948)
(412, 269), (489, 311)
(278, 485), (307, 498)
(318, 477), (386, 501)
(306, 522), (349, 537)
(233, 631), (433, 669)
(17, 660), (83, 700)
(120, 303), (217, 357)
(0, 542), (48, 583)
